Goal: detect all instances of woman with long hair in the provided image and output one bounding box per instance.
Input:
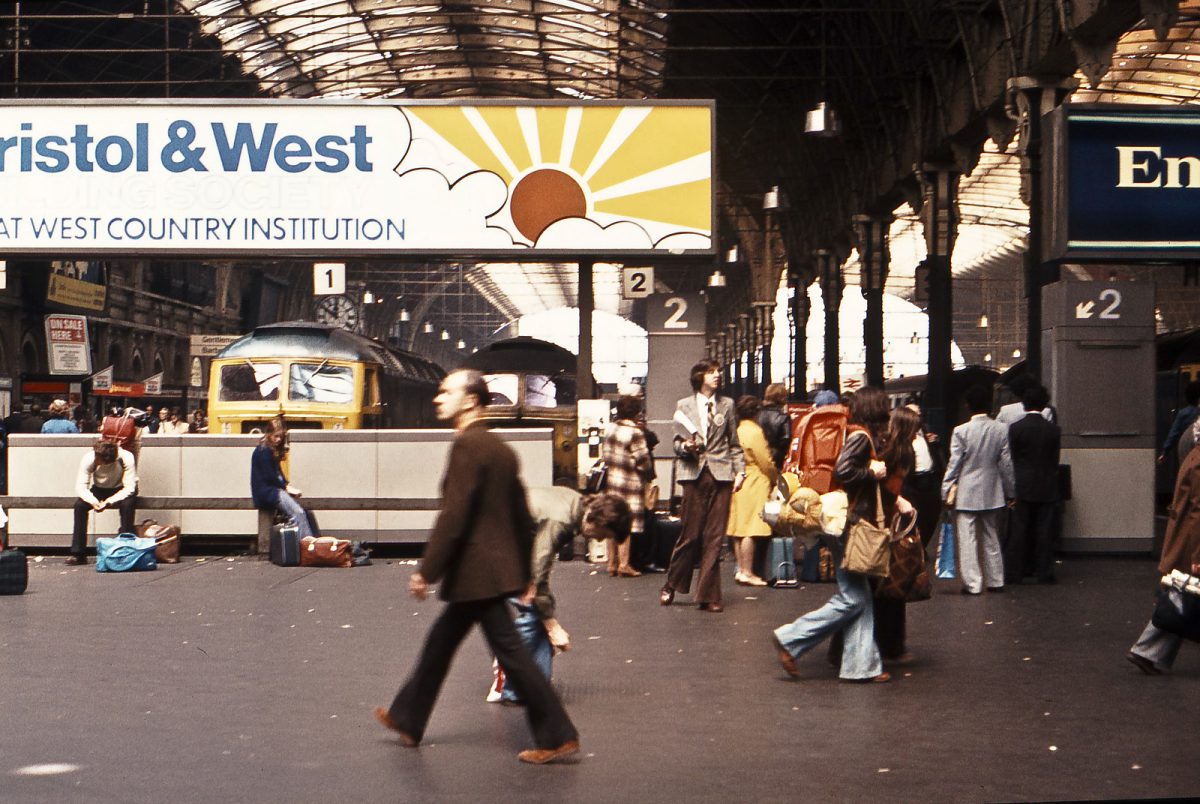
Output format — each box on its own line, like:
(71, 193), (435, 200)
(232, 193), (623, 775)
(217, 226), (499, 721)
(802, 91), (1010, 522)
(771, 386), (893, 683)
(728, 395), (776, 586)
(250, 417), (313, 538)
(873, 405), (921, 661)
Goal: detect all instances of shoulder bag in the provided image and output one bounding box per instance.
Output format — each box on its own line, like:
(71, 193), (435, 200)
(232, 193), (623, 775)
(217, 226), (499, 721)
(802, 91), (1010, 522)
(841, 483), (891, 578)
(875, 511), (932, 602)
(584, 459), (608, 494)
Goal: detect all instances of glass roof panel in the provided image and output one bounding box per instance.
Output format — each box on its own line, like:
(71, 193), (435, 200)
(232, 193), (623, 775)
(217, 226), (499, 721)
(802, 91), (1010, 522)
(178, 0), (667, 101)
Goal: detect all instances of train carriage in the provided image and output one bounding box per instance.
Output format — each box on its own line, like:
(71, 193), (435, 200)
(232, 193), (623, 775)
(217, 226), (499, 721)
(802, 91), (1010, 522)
(207, 321), (443, 434)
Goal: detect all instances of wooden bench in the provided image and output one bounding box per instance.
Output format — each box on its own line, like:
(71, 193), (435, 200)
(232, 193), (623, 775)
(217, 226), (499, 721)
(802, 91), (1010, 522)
(0, 496), (441, 554)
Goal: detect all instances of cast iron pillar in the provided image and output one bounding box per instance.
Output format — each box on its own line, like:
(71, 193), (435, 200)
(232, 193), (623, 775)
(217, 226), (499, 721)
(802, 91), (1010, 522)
(756, 302), (775, 392)
(817, 249), (844, 394)
(578, 259), (594, 399)
(853, 213), (893, 388)
(727, 323), (740, 392)
(790, 277), (811, 398)
(737, 313), (751, 396)
(1007, 76), (1078, 382)
(917, 163), (961, 439)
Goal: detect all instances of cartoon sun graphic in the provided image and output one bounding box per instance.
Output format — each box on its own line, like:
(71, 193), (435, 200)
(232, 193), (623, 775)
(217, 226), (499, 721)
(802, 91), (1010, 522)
(404, 105), (712, 248)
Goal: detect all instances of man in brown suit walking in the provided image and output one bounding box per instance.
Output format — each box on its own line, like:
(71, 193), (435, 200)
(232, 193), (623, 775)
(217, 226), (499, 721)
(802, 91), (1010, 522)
(375, 369), (580, 764)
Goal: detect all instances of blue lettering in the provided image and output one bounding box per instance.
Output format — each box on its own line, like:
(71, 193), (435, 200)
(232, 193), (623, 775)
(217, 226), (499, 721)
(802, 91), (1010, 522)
(274, 134), (311, 173)
(95, 135), (133, 172)
(35, 136), (68, 172)
(20, 123), (32, 171)
(351, 125), (372, 170)
(211, 122), (277, 171)
(314, 135), (349, 172)
(71, 126), (94, 172)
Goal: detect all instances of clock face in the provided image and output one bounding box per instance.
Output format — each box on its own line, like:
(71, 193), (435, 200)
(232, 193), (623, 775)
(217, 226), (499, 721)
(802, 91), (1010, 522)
(314, 295), (360, 331)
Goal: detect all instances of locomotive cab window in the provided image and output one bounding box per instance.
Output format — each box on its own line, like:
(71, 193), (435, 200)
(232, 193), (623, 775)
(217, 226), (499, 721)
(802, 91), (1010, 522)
(219, 362), (282, 402)
(483, 373), (519, 407)
(526, 373), (575, 408)
(288, 362), (354, 404)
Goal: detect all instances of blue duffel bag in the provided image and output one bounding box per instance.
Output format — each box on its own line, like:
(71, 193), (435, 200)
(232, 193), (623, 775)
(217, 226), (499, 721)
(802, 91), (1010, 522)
(96, 534), (159, 572)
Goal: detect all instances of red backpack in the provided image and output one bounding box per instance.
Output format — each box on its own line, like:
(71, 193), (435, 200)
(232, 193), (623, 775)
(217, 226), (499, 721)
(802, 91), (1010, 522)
(99, 413), (138, 451)
(783, 405), (850, 494)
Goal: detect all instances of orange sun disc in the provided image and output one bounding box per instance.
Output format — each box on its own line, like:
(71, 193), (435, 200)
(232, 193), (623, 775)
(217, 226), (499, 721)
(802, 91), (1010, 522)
(509, 169), (587, 243)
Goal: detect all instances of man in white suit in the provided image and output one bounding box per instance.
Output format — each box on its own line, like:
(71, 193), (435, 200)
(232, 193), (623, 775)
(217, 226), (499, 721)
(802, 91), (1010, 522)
(941, 384), (1016, 595)
(659, 359), (744, 612)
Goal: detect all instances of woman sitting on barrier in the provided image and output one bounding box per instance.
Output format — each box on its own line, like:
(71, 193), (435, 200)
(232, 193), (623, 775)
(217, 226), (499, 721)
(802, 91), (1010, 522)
(250, 417), (312, 538)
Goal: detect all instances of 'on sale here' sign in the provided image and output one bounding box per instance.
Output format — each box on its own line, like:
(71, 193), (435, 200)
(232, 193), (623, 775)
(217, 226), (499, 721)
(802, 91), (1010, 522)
(45, 314), (92, 375)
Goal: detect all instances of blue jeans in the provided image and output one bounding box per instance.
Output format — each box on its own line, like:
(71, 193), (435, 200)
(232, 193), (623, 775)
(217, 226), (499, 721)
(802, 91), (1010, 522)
(276, 491), (313, 538)
(501, 600), (552, 703)
(773, 543), (882, 680)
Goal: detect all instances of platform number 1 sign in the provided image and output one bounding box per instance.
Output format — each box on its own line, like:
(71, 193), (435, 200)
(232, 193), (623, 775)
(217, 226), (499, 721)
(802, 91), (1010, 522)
(314, 262), (346, 296)
(622, 266), (654, 299)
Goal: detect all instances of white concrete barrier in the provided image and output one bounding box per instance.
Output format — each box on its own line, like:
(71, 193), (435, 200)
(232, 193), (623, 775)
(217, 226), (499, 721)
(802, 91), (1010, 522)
(5, 428), (553, 548)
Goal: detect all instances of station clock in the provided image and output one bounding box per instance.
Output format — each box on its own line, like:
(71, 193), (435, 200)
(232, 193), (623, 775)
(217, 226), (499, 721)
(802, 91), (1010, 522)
(314, 294), (361, 331)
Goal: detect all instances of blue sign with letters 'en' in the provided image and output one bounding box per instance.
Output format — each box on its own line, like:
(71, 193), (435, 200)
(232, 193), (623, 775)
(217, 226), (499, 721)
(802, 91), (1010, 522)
(1048, 104), (1200, 260)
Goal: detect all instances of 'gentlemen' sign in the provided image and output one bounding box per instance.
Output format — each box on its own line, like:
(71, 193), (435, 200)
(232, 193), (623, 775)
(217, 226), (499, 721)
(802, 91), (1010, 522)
(0, 100), (714, 258)
(1045, 104), (1200, 260)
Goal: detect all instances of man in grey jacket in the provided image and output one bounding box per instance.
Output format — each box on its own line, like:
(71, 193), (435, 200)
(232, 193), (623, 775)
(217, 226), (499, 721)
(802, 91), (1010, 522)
(941, 384), (1016, 595)
(660, 359), (744, 613)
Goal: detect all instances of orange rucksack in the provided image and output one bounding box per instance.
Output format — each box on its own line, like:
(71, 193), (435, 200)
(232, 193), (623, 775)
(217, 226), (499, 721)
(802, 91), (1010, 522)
(99, 413), (138, 451)
(783, 404), (850, 494)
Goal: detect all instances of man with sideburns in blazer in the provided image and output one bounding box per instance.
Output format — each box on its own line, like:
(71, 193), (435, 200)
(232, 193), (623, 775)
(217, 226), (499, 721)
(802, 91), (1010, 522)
(375, 368), (580, 765)
(659, 358), (745, 613)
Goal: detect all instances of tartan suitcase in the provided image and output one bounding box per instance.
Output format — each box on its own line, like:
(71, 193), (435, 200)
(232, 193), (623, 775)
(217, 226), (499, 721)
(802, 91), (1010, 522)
(0, 548), (28, 595)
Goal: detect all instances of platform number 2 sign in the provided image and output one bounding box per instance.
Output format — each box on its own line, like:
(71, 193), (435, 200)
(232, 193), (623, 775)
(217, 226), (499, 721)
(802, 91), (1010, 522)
(622, 266), (654, 299)
(314, 262), (346, 296)
(647, 292), (704, 335)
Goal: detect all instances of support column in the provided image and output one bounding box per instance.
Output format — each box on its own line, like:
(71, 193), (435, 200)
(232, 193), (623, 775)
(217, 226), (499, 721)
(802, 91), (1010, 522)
(1007, 76), (1078, 382)
(790, 278), (811, 398)
(917, 163), (961, 439)
(757, 302), (775, 391)
(577, 259), (594, 399)
(726, 324), (738, 391)
(817, 249), (844, 394)
(853, 213), (893, 388)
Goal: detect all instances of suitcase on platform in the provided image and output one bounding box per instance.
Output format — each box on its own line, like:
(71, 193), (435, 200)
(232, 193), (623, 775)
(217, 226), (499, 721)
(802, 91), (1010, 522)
(0, 548), (28, 595)
(764, 536), (797, 588)
(270, 524), (301, 567)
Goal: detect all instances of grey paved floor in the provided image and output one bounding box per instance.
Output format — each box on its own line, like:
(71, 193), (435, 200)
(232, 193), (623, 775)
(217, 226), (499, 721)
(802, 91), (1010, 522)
(2, 552), (1198, 803)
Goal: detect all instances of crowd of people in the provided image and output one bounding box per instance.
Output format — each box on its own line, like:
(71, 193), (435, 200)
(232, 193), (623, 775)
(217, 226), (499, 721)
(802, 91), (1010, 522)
(2, 401), (208, 438)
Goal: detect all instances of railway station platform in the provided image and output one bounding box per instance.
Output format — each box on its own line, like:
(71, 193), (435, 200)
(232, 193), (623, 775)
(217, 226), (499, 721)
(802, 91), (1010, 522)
(2, 551), (1197, 803)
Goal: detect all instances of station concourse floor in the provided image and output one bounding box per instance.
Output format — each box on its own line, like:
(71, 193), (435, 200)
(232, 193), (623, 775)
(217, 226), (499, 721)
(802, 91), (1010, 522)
(2, 551), (1198, 803)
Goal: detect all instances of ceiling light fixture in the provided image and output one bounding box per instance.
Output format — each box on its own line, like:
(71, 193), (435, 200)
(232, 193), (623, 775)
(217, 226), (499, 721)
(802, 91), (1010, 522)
(423, 322), (433, 334)
(363, 289), (374, 304)
(978, 313), (989, 328)
(440, 329), (450, 341)
(456, 338), (466, 349)
(707, 269), (727, 288)
(399, 308), (410, 322)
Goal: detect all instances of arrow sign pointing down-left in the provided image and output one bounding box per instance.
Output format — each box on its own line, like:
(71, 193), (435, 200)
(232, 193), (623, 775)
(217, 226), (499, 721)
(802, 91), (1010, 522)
(1075, 300), (1095, 319)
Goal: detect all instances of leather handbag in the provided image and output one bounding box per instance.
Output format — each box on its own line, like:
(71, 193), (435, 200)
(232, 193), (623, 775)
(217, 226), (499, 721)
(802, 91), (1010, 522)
(1151, 587), (1200, 642)
(876, 511), (932, 602)
(138, 520), (181, 564)
(299, 536), (353, 568)
(584, 460), (608, 494)
(841, 484), (891, 578)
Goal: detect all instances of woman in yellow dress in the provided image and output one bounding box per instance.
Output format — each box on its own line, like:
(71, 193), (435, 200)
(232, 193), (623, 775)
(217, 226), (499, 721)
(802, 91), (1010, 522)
(728, 395), (778, 586)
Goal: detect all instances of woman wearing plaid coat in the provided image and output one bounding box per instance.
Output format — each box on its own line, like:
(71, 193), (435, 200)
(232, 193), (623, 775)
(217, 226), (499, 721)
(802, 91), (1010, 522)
(601, 395), (653, 577)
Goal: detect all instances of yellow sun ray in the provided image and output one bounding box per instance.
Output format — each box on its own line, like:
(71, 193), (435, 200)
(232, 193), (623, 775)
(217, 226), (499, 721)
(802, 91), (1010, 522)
(594, 178), (711, 231)
(535, 107), (569, 166)
(474, 107), (533, 175)
(588, 107), (711, 193)
(407, 107), (515, 182)
(567, 107), (624, 178)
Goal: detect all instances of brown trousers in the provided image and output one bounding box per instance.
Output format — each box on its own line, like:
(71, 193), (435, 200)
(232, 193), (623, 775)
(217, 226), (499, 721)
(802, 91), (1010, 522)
(665, 467), (732, 605)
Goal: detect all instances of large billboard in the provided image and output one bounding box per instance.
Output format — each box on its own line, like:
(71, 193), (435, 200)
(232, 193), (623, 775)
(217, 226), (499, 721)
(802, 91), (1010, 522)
(1045, 104), (1200, 260)
(0, 100), (714, 258)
